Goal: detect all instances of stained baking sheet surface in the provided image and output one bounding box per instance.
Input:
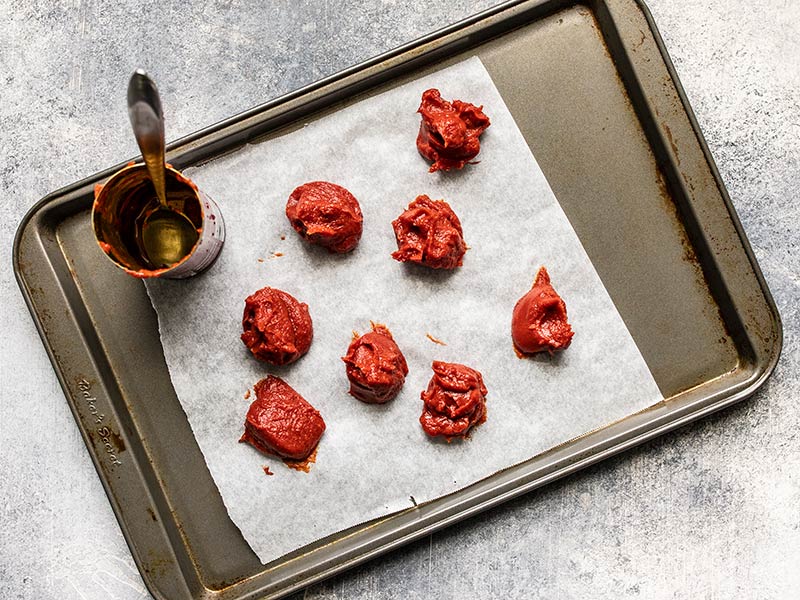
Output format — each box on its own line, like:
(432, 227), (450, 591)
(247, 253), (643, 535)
(145, 57), (662, 564)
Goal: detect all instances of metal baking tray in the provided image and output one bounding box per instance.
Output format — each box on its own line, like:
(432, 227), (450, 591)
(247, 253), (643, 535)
(14, 0), (782, 598)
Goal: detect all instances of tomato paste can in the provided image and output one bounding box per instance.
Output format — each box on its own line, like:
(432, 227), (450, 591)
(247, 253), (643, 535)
(91, 163), (225, 279)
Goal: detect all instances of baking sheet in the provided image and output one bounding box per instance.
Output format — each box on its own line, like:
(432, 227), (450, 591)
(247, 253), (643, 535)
(145, 57), (663, 564)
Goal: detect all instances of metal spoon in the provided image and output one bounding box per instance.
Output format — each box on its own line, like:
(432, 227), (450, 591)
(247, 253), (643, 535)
(127, 69), (198, 268)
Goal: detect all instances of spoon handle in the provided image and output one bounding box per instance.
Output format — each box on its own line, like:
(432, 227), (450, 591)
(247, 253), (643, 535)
(127, 69), (168, 207)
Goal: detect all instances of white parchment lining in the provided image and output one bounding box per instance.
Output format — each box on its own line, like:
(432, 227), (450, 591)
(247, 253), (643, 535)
(145, 57), (663, 564)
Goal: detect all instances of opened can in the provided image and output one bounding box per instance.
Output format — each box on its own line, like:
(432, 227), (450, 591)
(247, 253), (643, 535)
(92, 163), (224, 279)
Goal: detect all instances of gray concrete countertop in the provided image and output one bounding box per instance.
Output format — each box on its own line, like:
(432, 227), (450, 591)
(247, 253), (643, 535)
(1, 1), (797, 598)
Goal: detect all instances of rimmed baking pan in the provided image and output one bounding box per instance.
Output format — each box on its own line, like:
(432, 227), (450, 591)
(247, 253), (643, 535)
(13, 0), (782, 598)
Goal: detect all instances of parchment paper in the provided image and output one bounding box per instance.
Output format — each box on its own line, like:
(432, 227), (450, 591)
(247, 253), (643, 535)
(145, 57), (663, 564)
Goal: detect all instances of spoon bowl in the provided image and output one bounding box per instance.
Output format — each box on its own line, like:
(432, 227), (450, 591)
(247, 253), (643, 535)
(140, 205), (200, 267)
(139, 200), (199, 268)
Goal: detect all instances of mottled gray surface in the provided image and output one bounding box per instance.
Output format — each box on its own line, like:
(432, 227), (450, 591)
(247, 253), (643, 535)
(0, 0), (797, 598)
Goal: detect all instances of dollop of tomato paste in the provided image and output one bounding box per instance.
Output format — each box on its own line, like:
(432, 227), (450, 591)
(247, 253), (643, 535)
(511, 267), (574, 355)
(416, 89), (490, 173)
(342, 323), (408, 404)
(391, 195), (466, 269)
(286, 181), (363, 253)
(240, 376), (325, 461)
(419, 361), (488, 439)
(241, 287), (313, 365)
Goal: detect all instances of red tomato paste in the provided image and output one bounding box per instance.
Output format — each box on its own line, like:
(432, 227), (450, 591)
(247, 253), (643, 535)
(420, 361), (488, 439)
(241, 287), (313, 365)
(391, 195), (466, 269)
(512, 266), (574, 355)
(286, 181), (363, 253)
(240, 376), (325, 461)
(416, 89), (490, 173)
(342, 323), (408, 404)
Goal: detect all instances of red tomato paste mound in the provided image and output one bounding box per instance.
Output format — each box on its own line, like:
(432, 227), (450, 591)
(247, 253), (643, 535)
(241, 287), (313, 365)
(240, 376), (325, 461)
(391, 195), (466, 270)
(419, 361), (488, 439)
(342, 323), (408, 404)
(286, 181), (363, 253)
(511, 266), (574, 355)
(416, 88), (490, 173)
